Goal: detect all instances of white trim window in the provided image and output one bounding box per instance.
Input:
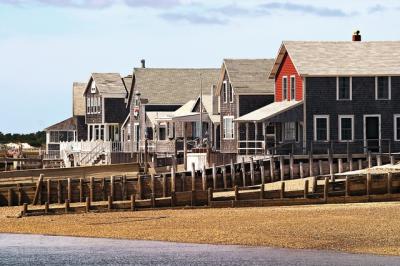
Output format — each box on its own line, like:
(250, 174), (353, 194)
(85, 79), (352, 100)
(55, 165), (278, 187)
(338, 115), (354, 142)
(394, 115), (400, 141)
(282, 76), (288, 100)
(86, 97), (90, 114)
(337, 77), (352, 100)
(223, 81), (228, 103)
(375, 76), (391, 100)
(283, 122), (296, 141)
(229, 83), (234, 103)
(290, 75), (296, 100)
(314, 115), (330, 141)
(90, 80), (96, 93)
(223, 116), (234, 139)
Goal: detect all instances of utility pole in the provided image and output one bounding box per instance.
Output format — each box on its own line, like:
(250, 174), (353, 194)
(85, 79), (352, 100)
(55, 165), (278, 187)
(199, 73), (203, 147)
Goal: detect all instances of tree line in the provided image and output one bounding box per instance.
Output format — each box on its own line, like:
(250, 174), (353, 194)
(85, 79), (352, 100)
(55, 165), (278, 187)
(0, 131), (46, 147)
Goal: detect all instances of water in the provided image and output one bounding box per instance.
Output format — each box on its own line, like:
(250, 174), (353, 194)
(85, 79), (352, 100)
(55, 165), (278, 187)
(0, 233), (399, 265)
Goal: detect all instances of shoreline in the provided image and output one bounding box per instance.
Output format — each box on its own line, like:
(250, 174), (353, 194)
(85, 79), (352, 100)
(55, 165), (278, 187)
(1, 202), (400, 256)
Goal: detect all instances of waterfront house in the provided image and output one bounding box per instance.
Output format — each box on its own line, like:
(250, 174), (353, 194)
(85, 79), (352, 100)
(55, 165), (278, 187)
(215, 59), (275, 158)
(124, 64), (220, 160)
(236, 32), (400, 155)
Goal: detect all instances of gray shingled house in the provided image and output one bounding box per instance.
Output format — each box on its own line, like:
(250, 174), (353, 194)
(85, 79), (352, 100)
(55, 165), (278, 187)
(215, 59), (275, 158)
(237, 33), (400, 155)
(124, 66), (220, 160)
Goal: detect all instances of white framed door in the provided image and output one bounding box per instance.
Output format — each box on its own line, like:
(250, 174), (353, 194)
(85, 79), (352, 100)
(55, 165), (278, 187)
(363, 114), (381, 153)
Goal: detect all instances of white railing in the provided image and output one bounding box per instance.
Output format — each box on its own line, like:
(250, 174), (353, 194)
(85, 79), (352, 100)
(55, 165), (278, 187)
(43, 150), (61, 160)
(237, 140), (265, 155)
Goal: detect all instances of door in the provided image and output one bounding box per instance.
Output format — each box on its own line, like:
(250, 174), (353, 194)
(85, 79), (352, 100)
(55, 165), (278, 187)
(364, 115), (380, 152)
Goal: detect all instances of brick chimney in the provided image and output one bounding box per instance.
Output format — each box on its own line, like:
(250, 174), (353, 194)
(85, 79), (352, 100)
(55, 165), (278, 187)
(352, 30), (361, 41)
(141, 59), (146, 68)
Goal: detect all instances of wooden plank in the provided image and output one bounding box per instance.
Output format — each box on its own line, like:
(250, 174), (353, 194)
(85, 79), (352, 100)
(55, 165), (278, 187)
(32, 174), (44, 205)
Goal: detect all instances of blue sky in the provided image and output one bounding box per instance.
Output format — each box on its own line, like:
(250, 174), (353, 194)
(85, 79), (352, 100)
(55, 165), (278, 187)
(0, 0), (399, 133)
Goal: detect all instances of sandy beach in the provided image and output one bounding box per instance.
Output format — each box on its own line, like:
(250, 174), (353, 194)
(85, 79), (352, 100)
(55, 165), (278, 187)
(1, 202), (400, 256)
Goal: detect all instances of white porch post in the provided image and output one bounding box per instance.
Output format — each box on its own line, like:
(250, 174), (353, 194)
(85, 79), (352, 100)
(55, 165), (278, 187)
(254, 122), (258, 155)
(262, 122), (266, 154)
(245, 122), (249, 156)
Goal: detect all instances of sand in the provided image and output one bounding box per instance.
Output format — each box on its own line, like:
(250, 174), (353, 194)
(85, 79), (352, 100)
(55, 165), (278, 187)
(1, 202), (400, 256)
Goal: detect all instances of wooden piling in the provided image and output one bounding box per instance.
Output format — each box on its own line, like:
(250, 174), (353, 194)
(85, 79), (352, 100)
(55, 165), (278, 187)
(345, 176), (350, 197)
(171, 167), (176, 193)
(44, 202), (49, 214)
(202, 165), (207, 191)
(32, 174), (44, 205)
(108, 196), (113, 210)
(85, 197), (90, 212)
(171, 191), (176, 207)
(8, 189), (13, 207)
(309, 152), (314, 177)
(280, 182), (285, 199)
(289, 154), (294, 179)
(304, 180), (309, 199)
(270, 157), (275, 181)
(191, 190), (196, 206)
(89, 176), (94, 203)
(17, 184), (22, 206)
(130, 194), (136, 211)
(137, 175), (142, 200)
(318, 160), (323, 175)
(151, 174), (155, 196)
(162, 174), (167, 198)
(260, 165), (265, 184)
(376, 155), (382, 166)
(324, 177), (329, 203)
(79, 178), (83, 203)
(358, 159), (363, 170)
(47, 179), (51, 204)
(230, 159), (235, 186)
(250, 157), (255, 185)
(260, 183), (265, 199)
(212, 164), (217, 189)
(234, 186), (239, 201)
(338, 158), (343, 173)
(241, 157), (246, 187)
(366, 173), (371, 196)
(348, 154), (353, 171)
(191, 163), (196, 191)
(110, 176), (115, 200)
(207, 188), (213, 205)
(57, 179), (62, 204)
(222, 166), (227, 189)
(280, 156), (284, 181)
(67, 178), (71, 202)
(387, 173), (392, 194)
(390, 155), (395, 165)
(328, 150), (334, 180)
(368, 152), (372, 168)
(102, 177), (107, 201)
(122, 175), (127, 200)
(299, 162), (304, 179)
(312, 176), (317, 193)
(151, 193), (156, 208)
(65, 199), (70, 213)
(22, 203), (28, 216)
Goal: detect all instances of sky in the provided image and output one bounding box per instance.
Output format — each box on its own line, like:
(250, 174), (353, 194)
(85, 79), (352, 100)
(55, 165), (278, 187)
(0, 0), (399, 133)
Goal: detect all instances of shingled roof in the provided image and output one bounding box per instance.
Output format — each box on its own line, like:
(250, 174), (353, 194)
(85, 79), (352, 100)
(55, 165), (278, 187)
(73, 82), (86, 116)
(270, 41), (400, 78)
(217, 59), (275, 95)
(45, 117), (77, 131)
(86, 73), (127, 96)
(131, 68), (220, 105)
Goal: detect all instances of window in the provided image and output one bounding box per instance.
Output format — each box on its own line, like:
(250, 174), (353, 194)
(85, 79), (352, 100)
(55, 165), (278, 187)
(337, 77), (352, 100)
(223, 116), (234, 139)
(290, 76), (295, 100)
(339, 115), (354, 142)
(229, 83), (234, 103)
(91, 80), (96, 93)
(376, 76), (391, 100)
(394, 115), (400, 141)
(159, 123), (167, 140)
(283, 122), (296, 141)
(282, 76), (288, 100)
(314, 115), (329, 141)
(223, 81), (228, 103)
(86, 98), (90, 114)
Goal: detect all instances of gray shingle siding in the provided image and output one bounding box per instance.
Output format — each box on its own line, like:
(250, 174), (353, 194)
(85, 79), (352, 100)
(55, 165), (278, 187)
(305, 76), (400, 153)
(238, 95), (274, 117)
(104, 98), (128, 124)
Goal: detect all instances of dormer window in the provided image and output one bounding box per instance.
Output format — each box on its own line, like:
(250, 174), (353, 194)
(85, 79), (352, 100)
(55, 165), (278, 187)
(91, 80), (96, 94)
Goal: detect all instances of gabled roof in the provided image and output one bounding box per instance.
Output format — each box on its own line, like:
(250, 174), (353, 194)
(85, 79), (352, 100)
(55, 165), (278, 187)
(269, 41), (400, 78)
(45, 117), (77, 131)
(73, 82), (86, 116)
(216, 59), (275, 96)
(85, 73), (127, 96)
(129, 68), (220, 105)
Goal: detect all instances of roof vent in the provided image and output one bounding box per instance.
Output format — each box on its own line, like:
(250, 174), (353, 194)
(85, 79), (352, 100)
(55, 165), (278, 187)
(352, 30), (361, 41)
(141, 59), (146, 68)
